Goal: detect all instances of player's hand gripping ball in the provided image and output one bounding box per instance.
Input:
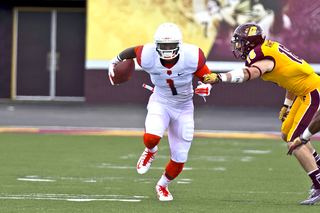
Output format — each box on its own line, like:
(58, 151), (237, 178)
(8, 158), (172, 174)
(111, 59), (135, 85)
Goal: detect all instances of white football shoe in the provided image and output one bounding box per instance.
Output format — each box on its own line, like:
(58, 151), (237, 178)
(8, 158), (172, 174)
(136, 148), (157, 174)
(155, 184), (173, 201)
(310, 183), (315, 194)
(300, 189), (320, 205)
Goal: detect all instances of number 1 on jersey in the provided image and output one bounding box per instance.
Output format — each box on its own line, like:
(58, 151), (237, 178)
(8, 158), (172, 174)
(166, 79), (178, 95)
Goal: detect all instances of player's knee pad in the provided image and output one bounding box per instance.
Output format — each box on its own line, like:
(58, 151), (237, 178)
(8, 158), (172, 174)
(143, 133), (161, 149)
(172, 150), (189, 163)
(182, 121), (194, 142)
(165, 159), (184, 179)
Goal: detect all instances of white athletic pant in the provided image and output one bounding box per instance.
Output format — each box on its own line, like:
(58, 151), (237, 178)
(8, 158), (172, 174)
(145, 94), (194, 163)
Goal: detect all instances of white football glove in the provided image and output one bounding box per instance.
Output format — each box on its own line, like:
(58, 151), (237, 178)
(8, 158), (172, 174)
(195, 81), (212, 97)
(108, 55), (122, 85)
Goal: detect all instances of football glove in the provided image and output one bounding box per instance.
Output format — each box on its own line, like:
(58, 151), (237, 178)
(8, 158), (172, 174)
(195, 81), (212, 97)
(287, 135), (310, 155)
(279, 105), (290, 122)
(203, 73), (220, 84)
(108, 55), (122, 85)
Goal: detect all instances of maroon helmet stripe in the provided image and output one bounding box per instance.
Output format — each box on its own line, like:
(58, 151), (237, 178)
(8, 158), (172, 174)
(290, 89), (320, 141)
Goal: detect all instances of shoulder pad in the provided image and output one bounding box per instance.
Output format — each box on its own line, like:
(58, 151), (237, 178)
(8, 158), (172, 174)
(140, 43), (157, 69)
(181, 43), (199, 71)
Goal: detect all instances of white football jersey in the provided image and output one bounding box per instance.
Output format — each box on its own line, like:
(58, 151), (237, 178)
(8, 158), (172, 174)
(137, 43), (201, 106)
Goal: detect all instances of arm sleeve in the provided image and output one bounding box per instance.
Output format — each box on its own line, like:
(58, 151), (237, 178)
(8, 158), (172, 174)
(194, 64), (211, 81)
(197, 48), (206, 70)
(245, 44), (275, 67)
(193, 48), (211, 81)
(134, 45), (143, 54)
(135, 45), (144, 67)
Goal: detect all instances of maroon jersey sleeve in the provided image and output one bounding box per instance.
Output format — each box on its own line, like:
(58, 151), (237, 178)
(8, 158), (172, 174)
(245, 44), (275, 67)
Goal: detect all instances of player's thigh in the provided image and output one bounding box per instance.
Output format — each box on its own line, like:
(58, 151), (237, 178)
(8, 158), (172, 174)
(145, 101), (169, 137)
(168, 106), (194, 163)
(287, 92), (319, 141)
(281, 98), (300, 137)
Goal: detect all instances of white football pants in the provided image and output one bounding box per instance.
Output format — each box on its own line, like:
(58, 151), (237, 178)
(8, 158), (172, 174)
(145, 94), (194, 163)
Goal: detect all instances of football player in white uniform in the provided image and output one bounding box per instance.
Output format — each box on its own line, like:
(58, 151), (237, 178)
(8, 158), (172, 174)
(109, 22), (212, 201)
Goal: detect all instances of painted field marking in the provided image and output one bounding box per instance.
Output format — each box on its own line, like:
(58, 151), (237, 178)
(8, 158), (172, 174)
(66, 198), (141, 202)
(0, 193), (147, 202)
(0, 126), (287, 140)
(243, 150), (271, 154)
(17, 178), (56, 182)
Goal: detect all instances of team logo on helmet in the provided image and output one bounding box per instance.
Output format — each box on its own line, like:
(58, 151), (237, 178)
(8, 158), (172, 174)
(248, 26), (258, 36)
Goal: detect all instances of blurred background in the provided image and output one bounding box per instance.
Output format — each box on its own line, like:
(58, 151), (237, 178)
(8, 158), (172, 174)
(0, 0), (319, 108)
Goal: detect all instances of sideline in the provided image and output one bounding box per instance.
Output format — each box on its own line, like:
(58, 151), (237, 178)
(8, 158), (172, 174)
(1, 126), (320, 140)
(0, 126), (281, 140)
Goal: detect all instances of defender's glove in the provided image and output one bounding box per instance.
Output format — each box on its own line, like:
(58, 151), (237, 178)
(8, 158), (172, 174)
(203, 73), (220, 84)
(195, 81), (212, 97)
(287, 135), (310, 155)
(279, 105), (290, 122)
(108, 55), (122, 85)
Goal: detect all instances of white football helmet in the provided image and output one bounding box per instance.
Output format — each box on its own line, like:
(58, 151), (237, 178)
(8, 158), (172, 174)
(153, 22), (183, 60)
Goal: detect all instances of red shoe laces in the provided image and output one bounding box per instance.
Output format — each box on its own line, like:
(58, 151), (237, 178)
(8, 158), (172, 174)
(142, 150), (155, 166)
(159, 186), (168, 196)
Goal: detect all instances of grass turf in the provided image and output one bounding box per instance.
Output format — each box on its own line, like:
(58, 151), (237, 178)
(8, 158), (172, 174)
(0, 133), (319, 212)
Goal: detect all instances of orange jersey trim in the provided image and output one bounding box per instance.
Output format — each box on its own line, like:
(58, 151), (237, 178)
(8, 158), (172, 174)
(194, 64), (211, 81)
(135, 45), (143, 54)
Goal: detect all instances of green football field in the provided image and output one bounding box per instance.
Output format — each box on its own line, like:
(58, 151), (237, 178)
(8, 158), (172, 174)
(0, 133), (320, 213)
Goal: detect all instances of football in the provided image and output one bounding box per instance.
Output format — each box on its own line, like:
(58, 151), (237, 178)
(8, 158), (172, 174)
(112, 59), (135, 84)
